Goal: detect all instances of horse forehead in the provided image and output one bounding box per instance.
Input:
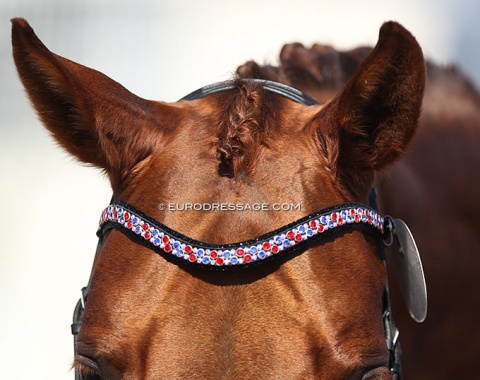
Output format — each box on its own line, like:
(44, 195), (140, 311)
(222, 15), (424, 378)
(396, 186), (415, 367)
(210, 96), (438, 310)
(155, 125), (324, 192)
(147, 91), (322, 182)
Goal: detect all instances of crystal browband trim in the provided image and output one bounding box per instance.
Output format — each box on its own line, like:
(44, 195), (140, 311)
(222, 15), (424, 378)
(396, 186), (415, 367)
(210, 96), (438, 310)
(99, 201), (385, 269)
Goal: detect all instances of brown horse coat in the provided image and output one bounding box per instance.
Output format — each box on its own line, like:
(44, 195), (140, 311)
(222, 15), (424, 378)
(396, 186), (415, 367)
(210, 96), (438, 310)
(13, 18), (426, 379)
(237, 36), (480, 380)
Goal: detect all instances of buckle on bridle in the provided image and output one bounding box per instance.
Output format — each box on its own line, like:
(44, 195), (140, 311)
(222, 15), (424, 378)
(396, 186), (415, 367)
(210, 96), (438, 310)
(71, 287), (88, 340)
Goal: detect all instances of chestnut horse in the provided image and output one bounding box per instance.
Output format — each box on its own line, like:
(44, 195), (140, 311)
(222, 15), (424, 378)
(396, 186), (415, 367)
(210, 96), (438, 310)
(237, 36), (480, 379)
(13, 19), (426, 379)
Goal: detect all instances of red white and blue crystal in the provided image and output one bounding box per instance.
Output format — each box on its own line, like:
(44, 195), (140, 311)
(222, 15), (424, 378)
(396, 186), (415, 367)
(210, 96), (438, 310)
(99, 203), (384, 268)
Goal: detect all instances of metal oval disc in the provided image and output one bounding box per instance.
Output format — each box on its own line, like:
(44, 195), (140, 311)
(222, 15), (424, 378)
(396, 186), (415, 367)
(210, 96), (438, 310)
(386, 218), (428, 323)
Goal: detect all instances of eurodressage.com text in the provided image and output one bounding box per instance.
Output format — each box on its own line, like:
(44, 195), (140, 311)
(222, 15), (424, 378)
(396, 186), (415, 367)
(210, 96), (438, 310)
(159, 203), (302, 212)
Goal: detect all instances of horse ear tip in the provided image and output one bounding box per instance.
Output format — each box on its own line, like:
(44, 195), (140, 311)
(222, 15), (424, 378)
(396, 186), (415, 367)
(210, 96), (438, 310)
(11, 17), (29, 28)
(11, 18), (33, 37)
(11, 18), (43, 54)
(379, 21), (419, 45)
(380, 21), (405, 34)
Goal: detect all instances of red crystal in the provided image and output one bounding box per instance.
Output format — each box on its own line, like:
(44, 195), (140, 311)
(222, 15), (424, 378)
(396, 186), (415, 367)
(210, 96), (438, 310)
(210, 251), (218, 259)
(144, 231), (151, 240)
(216, 258), (224, 266)
(331, 212), (338, 221)
(271, 245), (279, 254)
(286, 231), (295, 240)
(338, 218), (344, 226)
(309, 220), (317, 228)
(126, 221), (133, 229)
(189, 254), (196, 262)
(295, 233), (303, 242)
(263, 242), (271, 251)
(124, 212), (130, 221)
(244, 254), (252, 263)
(142, 223), (149, 231)
(185, 245), (193, 254)
(236, 248), (245, 256)
(164, 244), (172, 253)
(162, 236), (170, 244)
(318, 225), (325, 233)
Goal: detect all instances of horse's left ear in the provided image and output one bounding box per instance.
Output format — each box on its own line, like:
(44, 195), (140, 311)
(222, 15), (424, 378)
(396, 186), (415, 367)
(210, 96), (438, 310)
(315, 22), (425, 183)
(12, 18), (173, 185)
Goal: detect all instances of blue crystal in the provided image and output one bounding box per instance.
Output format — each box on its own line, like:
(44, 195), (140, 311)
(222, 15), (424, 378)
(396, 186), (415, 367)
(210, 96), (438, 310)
(173, 241), (181, 249)
(223, 251), (231, 259)
(320, 215), (328, 224)
(202, 256), (210, 264)
(307, 229), (314, 236)
(250, 246), (258, 255)
(134, 226), (141, 234)
(328, 221), (335, 229)
(176, 249), (184, 257)
(283, 240), (290, 248)
(274, 235), (282, 244)
(258, 251), (266, 259)
(230, 256), (238, 265)
(153, 238), (161, 246)
(196, 249), (205, 257)
(298, 225), (306, 234)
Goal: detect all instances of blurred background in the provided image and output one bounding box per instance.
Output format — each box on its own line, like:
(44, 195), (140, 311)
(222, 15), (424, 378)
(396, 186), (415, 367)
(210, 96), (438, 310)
(1, 0), (479, 378)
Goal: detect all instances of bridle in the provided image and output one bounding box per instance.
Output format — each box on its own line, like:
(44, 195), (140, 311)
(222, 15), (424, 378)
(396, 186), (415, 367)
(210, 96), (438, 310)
(71, 79), (402, 379)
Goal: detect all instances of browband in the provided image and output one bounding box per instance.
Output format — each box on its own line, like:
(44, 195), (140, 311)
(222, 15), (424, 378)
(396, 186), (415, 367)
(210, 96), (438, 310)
(99, 201), (385, 270)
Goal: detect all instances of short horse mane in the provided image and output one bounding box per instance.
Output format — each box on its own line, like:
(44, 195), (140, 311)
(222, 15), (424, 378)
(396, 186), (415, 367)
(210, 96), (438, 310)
(236, 43), (480, 104)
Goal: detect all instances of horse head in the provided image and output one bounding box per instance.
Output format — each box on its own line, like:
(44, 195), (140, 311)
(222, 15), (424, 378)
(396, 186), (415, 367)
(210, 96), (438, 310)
(12, 19), (425, 379)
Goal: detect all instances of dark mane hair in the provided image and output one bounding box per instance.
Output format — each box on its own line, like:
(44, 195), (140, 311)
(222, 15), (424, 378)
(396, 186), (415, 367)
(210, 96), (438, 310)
(236, 44), (372, 103)
(237, 43), (480, 105)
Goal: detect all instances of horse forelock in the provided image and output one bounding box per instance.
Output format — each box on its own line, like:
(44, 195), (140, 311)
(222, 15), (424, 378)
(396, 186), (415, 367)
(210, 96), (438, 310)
(215, 79), (281, 178)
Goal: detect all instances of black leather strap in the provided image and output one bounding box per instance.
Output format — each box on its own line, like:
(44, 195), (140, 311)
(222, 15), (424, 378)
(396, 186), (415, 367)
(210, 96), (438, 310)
(180, 79), (319, 106)
(369, 189), (403, 379)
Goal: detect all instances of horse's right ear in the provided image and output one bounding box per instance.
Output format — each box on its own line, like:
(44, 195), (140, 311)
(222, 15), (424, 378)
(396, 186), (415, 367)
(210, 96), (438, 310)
(11, 18), (173, 183)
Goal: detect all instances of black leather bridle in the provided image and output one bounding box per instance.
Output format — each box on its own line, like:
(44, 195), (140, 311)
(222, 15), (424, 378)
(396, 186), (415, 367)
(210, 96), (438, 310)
(71, 79), (402, 379)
